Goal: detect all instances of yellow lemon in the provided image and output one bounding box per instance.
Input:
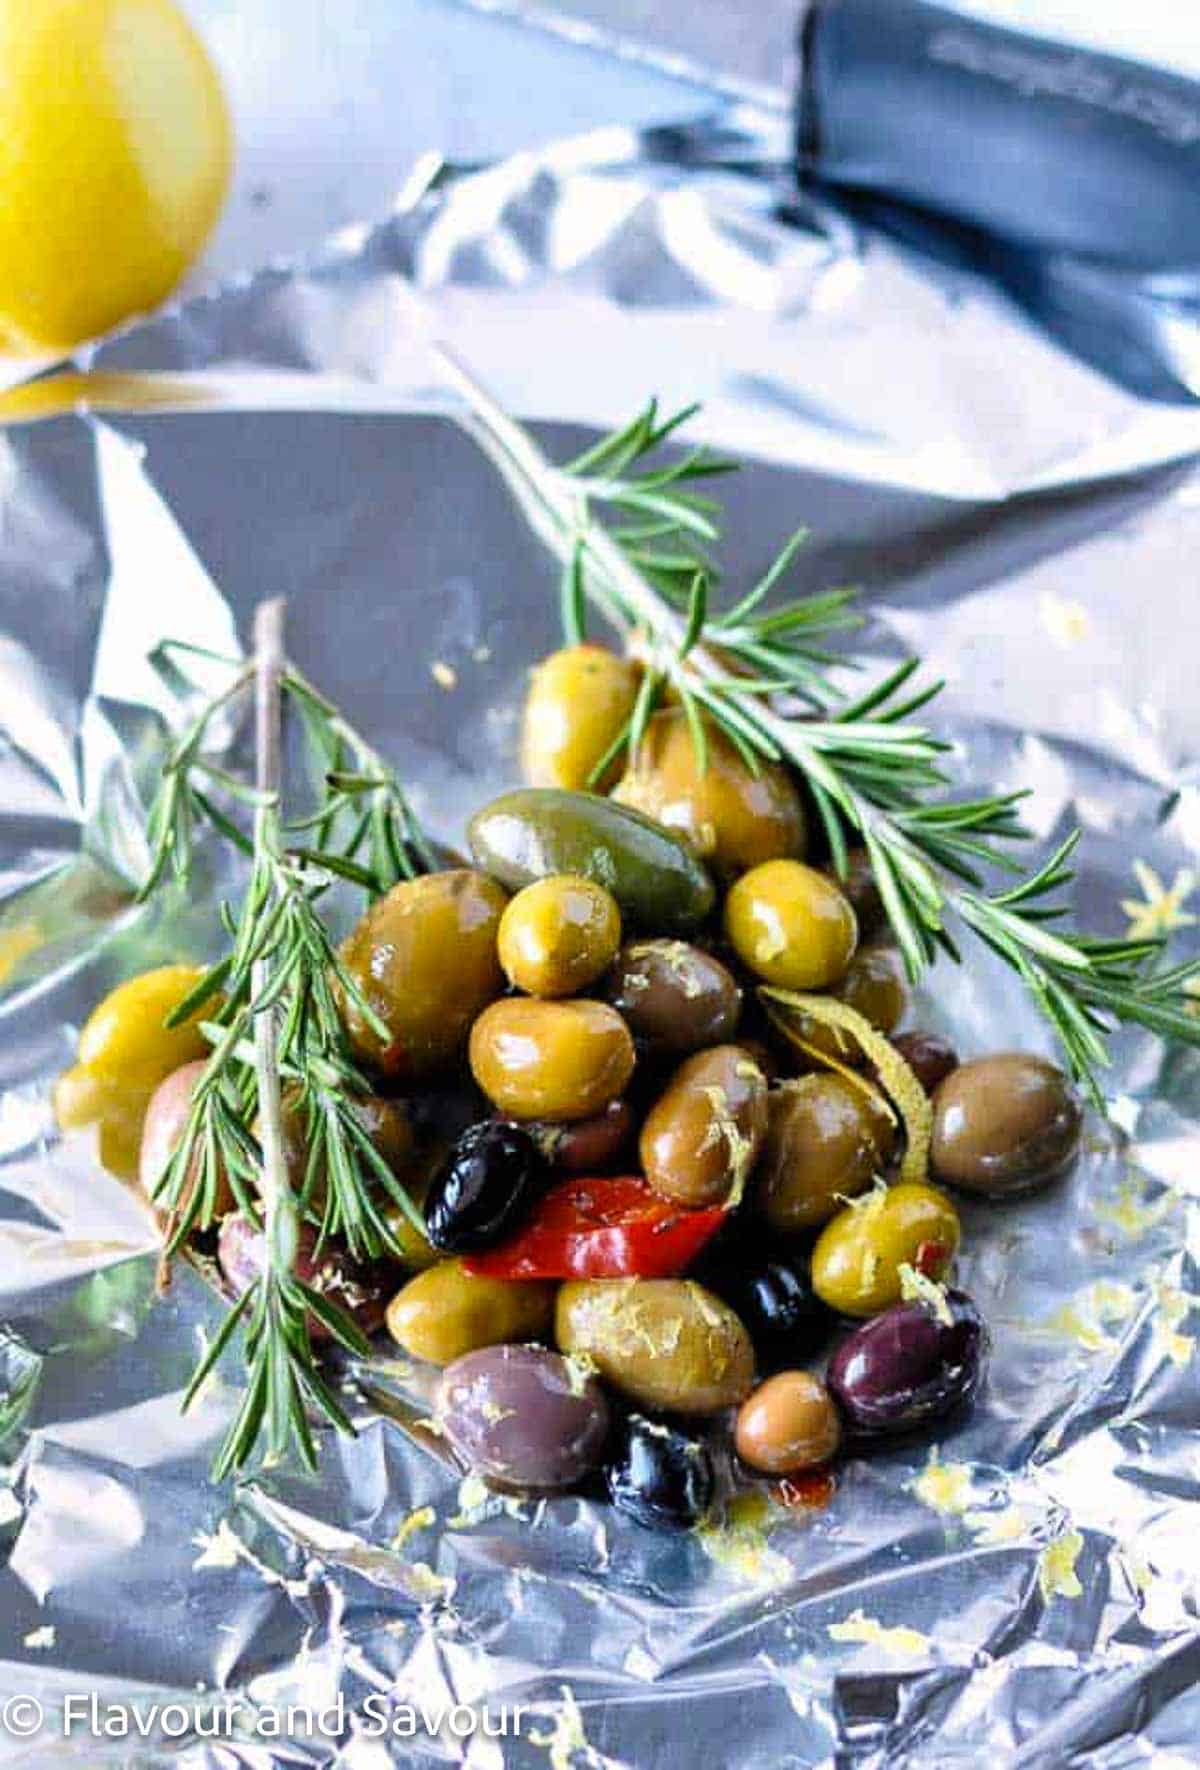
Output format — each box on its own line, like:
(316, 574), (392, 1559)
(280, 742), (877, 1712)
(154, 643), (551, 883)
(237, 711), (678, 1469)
(0, 0), (232, 352)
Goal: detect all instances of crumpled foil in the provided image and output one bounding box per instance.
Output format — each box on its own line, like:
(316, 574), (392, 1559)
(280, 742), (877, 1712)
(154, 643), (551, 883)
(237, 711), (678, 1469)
(1, 80), (1199, 1770)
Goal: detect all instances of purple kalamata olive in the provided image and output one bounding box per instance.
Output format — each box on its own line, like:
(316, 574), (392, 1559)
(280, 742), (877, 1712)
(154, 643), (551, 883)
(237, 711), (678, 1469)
(890, 1030), (959, 1097)
(826, 1290), (987, 1437)
(217, 1212), (393, 1339)
(437, 1344), (610, 1491)
(139, 1061), (234, 1224)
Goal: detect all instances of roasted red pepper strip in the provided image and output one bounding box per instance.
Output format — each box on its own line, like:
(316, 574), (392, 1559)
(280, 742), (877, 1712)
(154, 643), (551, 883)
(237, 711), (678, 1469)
(462, 1176), (726, 1281)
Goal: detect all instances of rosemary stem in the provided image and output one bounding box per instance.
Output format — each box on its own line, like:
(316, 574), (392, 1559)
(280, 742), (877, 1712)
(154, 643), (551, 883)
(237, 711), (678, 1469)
(252, 597), (290, 1220)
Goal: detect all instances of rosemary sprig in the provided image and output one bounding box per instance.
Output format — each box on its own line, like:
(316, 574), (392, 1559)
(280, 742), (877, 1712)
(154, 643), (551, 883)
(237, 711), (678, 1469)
(433, 367), (1200, 1103)
(141, 602), (432, 1477)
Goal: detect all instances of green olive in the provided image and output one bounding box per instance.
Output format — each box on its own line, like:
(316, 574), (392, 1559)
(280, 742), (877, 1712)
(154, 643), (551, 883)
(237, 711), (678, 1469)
(469, 997), (636, 1122)
(640, 1044), (768, 1207)
(601, 938), (742, 1060)
(930, 1053), (1082, 1197)
(520, 644), (642, 791)
(555, 1278), (754, 1414)
(612, 707), (806, 880)
(724, 859), (857, 989)
(497, 874), (621, 998)
(337, 869), (508, 1078)
(382, 1145), (444, 1270)
(755, 1073), (896, 1231)
(811, 1182), (961, 1317)
(787, 944), (907, 1067)
(386, 1259), (556, 1365)
(468, 788), (714, 933)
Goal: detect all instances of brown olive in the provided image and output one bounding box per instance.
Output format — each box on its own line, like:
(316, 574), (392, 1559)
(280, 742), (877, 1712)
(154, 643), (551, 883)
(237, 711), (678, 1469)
(755, 1073), (896, 1232)
(520, 644), (642, 791)
(529, 1098), (635, 1172)
(469, 998), (636, 1122)
(555, 1278), (755, 1415)
(338, 869), (508, 1078)
(784, 943), (907, 1067)
(139, 1060), (234, 1223)
(734, 1371), (841, 1474)
(612, 706), (806, 880)
(640, 1045), (768, 1208)
(268, 1088), (416, 1216)
(930, 1053), (1082, 1197)
(891, 1030), (959, 1097)
(724, 860), (857, 990)
(824, 849), (885, 940)
(602, 939), (742, 1060)
(497, 874), (621, 998)
(385, 1259), (556, 1365)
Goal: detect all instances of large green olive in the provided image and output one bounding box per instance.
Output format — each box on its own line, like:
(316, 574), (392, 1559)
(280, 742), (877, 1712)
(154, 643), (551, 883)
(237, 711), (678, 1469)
(268, 1088), (416, 1216)
(612, 707), (806, 881)
(337, 869), (507, 1078)
(601, 938), (741, 1060)
(930, 1053), (1082, 1197)
(497, 874), (621, 998)
(755, 1073), (896, 1232)
(385, 1259), (556, 1365)
(469, 998), (636, 1122)
(468, 788), (714, 933)
(555, 1278), (755, 1415)
(640, 1045), (768, 1208)
(811, 1182), (960, 1317)
(724, 859), (857, 989)
(520, 644), (642, 792)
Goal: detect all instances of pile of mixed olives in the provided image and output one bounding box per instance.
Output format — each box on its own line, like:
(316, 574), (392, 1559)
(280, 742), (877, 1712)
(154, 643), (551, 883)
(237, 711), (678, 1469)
(57, 642), (1084, 1529)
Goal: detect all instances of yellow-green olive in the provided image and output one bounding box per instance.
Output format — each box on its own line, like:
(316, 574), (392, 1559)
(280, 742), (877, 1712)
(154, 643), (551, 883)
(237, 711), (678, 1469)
(555, 1278), (755, 1415)
(497, 874), (621, 998)
(338, 869), (508, 1078)
(386, 1259), (556, 1365)
(787, 944), (907, 1067)
(640, 1045), (768, 1207)
(811, 1182), (961, 1317)
(735, 1371), (841, 1474)
(55, 963), (212, 1180)
(469, 998), (636, 1122)
(520, 643), (642, 791)
(724, 859), (858, 989)
(612, 707), (806, 880)
(383, 1145), (444, 1270)
(756, 1073), (896, 1231)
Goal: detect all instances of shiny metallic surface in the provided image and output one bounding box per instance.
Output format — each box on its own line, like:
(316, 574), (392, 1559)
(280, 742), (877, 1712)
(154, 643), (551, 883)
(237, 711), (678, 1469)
(1, 59), (1199, 1770)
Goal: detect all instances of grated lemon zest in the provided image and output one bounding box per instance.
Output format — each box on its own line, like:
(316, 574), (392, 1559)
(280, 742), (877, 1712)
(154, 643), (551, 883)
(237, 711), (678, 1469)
(828, 1609), (930, 1656)
(1038, 1529), (1084, 1601)
(911, 1450), (972, 1516)
(390, 1505), (435, 1553)
(966, 1505), (1029, 1545)
(696, 1490), (791, 1588)
(898, 1262), (954, 1326)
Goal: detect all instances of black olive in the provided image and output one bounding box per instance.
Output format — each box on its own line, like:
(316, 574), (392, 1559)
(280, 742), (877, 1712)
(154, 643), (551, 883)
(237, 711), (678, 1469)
(423, 1120), (548, 1253)
(694, 1234), (835, 1372)
(606, 1414), (715, 1531)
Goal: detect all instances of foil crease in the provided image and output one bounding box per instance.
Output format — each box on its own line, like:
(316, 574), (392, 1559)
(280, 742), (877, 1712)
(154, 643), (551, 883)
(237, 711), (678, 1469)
(1, 84), (1199, 1770)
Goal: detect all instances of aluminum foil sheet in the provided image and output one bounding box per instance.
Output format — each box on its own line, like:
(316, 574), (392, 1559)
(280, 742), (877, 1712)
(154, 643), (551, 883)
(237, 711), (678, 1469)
(1, 84), (1200, 1770)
